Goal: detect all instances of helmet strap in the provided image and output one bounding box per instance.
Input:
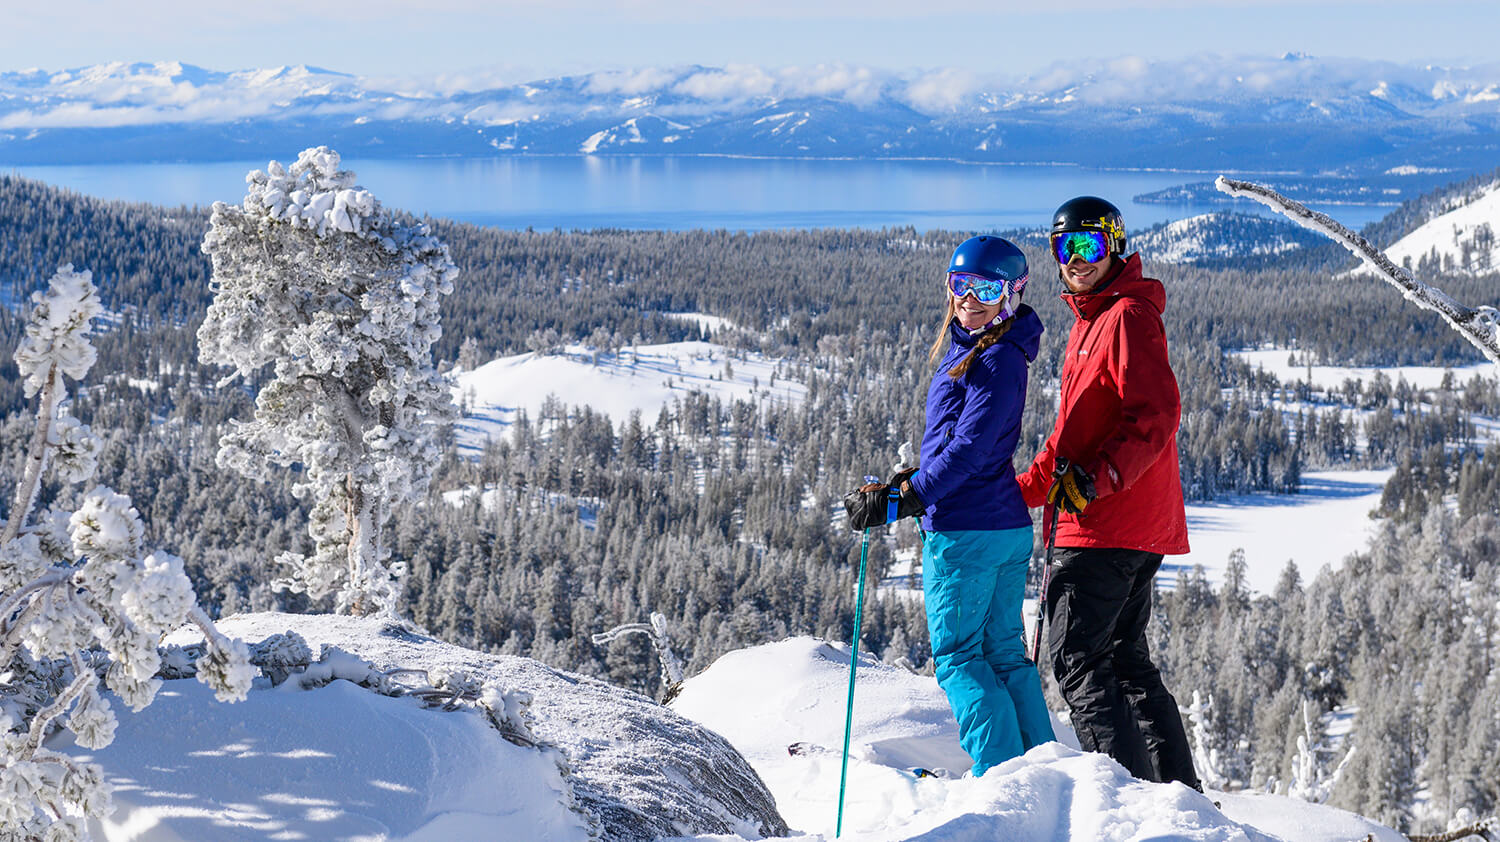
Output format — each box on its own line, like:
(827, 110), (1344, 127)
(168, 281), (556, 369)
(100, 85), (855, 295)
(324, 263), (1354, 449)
(966, 309), (1008, 336)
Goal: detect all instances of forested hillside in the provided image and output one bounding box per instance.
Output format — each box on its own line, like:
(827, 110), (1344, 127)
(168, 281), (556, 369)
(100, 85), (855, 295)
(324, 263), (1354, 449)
(2, 172), (1498, 833)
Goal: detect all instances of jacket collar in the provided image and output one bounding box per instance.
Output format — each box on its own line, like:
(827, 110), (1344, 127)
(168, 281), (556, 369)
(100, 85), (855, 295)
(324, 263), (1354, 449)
(1060, 253), (1164, 320)
(946, 304), (1045, 360)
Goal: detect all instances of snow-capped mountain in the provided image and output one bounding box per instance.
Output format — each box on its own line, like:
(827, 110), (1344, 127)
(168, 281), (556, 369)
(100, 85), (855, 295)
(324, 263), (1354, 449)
(2, 56), (1499, 173)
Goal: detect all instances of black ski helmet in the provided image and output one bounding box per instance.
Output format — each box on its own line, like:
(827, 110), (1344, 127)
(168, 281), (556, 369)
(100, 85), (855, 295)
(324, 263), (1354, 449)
(1051, 196), (1127, 256)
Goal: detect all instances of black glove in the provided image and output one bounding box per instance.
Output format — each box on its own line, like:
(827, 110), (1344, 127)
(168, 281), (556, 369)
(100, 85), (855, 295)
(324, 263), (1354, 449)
(889, 466), (917, 490)
(1046, 459), (1096, 515)
(843, 472), (924, 531)
(888, 467), (924, 520)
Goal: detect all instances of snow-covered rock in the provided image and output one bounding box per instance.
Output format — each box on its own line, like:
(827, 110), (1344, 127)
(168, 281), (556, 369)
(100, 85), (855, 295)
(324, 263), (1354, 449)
(91, 612), (789, 842)
(42, 613), (1422, 841)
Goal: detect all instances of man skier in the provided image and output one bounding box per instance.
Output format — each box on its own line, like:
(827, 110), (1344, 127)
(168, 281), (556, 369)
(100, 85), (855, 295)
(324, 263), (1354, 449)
(1017, 196), (1202, 791)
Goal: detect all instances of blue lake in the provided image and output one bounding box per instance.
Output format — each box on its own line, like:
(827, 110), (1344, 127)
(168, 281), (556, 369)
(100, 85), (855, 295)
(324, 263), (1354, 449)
(3, 156), (1393, 233)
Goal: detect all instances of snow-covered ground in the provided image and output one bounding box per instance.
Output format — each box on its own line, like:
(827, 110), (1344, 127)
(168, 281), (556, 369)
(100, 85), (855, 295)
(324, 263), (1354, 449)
(1171, 468), (1391, 594)
(56, 679), (589, 842)
(450, 339), (806, 452)
(673, 637), (1403, 842)
(1235, 348), (1497, 390)
(58, 616), (1408, 842)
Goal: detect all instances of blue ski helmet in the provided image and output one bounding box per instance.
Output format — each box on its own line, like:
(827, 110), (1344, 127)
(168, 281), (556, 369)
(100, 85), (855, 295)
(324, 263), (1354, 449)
(947, 236), (1029, 312)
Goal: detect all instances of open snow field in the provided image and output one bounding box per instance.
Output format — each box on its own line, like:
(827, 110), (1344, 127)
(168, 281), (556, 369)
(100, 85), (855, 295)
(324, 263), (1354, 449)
(1171, 468), (1392, 594)
(1235, 348), (1497, 391)
(450, 339), (806, 453)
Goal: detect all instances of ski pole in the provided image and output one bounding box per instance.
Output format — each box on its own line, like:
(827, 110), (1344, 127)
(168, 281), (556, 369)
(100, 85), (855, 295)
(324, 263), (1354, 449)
(1029, 496), (1061, 664)
(836, 516), (878, 838)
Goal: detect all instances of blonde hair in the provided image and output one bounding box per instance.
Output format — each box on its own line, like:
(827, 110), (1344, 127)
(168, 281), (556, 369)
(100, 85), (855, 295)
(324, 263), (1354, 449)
(928, 293), (1014, 380)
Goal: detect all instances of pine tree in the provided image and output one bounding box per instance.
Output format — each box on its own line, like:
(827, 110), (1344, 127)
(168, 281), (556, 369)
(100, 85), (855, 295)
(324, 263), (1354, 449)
(197, 147), (458, 615)
(0, 266), (252, 840)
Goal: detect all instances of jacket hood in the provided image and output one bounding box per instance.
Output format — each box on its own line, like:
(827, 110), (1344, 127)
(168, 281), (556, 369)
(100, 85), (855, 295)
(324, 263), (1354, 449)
(1003, 304), (1044, 362)
(946, 303), (1044, 362)
(1062, 253), (1166, 320)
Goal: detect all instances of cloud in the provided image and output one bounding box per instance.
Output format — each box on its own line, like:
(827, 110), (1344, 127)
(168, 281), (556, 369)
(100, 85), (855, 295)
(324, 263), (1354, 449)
(774, 65), (887, 106)
(900, 69), (986, 112)
(672, 65), (777, 101)
(4, 55), (1500, 130)
(585, 68), (684, 96)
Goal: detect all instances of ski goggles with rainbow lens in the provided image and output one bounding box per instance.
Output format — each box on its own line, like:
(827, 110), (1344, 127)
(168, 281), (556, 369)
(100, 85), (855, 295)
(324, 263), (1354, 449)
(1050, 230), (1112, 265)
(946, 272), (1009, 306)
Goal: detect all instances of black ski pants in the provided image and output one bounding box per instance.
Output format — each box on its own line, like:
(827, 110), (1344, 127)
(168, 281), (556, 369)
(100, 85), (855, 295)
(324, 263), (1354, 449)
(1044, 546), (1201, 788)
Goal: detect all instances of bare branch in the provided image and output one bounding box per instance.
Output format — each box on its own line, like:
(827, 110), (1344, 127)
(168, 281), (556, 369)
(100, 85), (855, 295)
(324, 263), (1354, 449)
(1214, 176), (1500, 366)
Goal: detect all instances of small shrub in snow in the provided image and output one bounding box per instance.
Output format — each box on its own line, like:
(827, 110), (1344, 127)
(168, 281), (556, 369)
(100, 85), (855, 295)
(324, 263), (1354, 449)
(198, 146), (459, 616)
(0, 266), (251, 838)
(477, 684), (600, 839)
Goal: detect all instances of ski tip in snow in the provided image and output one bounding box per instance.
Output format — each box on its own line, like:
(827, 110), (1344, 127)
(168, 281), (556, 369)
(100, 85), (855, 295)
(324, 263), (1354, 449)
(788, 743), (953, 780)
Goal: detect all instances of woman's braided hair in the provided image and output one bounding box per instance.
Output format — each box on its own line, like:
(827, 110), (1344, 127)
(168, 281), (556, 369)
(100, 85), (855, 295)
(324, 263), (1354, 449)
(927, 295), (1015, 380)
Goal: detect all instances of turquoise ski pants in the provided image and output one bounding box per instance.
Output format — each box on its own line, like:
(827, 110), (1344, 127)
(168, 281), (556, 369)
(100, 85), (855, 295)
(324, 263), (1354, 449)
(923, 527), (1055, 776)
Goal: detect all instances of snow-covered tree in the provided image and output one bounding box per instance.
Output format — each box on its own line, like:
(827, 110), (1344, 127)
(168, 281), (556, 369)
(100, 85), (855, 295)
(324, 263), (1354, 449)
(0, 265), (253, 840)
(1286, 700), (1354, 804)
(198, 147), (459, 616)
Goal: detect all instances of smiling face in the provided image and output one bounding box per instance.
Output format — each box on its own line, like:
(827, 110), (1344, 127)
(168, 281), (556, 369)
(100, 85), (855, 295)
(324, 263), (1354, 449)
(952, 289), (1003, 330)
(1060, 251), (1115, 295)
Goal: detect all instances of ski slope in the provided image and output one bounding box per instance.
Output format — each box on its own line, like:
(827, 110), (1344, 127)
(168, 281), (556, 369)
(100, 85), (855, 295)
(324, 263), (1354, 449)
(450, 338), (807, 453)
(1375, 178), (1500, 276)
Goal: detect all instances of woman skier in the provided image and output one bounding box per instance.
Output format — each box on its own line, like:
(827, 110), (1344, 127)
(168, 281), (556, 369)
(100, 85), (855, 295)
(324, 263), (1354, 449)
(846, 235), (1055, 776)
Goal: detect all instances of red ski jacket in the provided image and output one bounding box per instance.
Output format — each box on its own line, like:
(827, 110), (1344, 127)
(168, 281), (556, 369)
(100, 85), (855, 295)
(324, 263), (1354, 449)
(1017, 253), (1190, 554)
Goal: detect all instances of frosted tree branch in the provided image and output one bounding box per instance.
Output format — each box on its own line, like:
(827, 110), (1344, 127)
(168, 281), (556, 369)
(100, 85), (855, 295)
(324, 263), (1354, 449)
(1214, 176), (1500, 365)
(23, 650), (91, 757)
(1, 366), (60, 548)
(1408, 816), (1498, 842)
(592, 612), (687, 695)
(0, 265), (251, 838)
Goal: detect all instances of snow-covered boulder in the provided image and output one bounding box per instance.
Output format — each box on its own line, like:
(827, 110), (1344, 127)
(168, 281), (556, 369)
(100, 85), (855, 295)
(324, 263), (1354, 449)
(56, 612), (789, 842)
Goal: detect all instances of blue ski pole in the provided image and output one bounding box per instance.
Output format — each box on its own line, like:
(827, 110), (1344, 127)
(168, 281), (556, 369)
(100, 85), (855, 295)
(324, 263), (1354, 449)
(836, 484), (899, 837)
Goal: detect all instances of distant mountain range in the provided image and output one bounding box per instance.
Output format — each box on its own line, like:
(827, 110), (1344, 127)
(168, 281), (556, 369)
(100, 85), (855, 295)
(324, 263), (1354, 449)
(2, 56), (1499, 175)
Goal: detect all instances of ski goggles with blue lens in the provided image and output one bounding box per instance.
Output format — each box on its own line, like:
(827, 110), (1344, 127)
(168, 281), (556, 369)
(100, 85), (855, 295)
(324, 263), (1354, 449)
(946, 272), (1009, 305)
(1050, 230), (1112, 265)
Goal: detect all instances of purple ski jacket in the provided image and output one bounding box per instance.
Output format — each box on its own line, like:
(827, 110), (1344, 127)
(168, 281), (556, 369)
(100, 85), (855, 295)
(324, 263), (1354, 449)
(909, 304), (1044, 533)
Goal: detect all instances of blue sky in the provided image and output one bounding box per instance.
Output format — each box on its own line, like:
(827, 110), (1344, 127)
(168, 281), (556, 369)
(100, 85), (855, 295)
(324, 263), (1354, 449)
(5, 0), (1498, 80)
